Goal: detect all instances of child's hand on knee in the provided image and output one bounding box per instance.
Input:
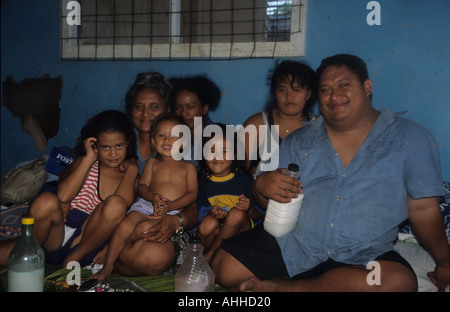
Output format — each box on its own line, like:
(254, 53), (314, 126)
(235, 194), (250, 212)
(211, 206), (227, 220)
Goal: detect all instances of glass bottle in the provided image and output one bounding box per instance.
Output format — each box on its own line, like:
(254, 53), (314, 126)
(174, 236), (215, 292)
(7, 217), (45, 292)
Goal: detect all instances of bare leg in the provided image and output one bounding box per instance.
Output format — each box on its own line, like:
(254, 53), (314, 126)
(213, 245), (417, 292)
(211, 248), (255, 291)
(92, 245), (108, 264)
(92, 211), (144, 280)
(63, 195), (127, 267)
(114, 239), (175, 276)
(126, 218), (159, 244)
(0, 192), (64, 265)
(204, 209), (251, 263)
(196, 215), (220, 254)
(239, 261), (418, 292)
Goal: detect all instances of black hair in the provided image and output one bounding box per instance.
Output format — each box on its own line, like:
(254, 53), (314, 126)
(125, 72), (172, 117)
(265, 60), (318, 120)
(198, 123), (246, 181)
(316, 54), (369, 84)
(170, 74), (222, 112)
(75, 110), (137, 160)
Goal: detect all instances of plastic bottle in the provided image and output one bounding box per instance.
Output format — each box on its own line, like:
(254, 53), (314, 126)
(7, 217), (45, 292)
(264, 163), (304, 237)
(174, 236), (215, 292)
(286, 163), (300, 180)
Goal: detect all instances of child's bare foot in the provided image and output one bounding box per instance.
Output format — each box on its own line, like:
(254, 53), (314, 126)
(239, 276), (285, 292)
(93, 245), (108, 264)
(91, 266), (113, 281)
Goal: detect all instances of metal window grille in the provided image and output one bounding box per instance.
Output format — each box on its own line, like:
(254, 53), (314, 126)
(61, 0), (306, 61)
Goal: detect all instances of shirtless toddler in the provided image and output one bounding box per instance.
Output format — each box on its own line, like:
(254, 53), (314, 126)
(93, 114), (197, 280)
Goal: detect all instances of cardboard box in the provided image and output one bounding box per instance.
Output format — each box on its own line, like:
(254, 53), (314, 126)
(45, 146), (76, 175)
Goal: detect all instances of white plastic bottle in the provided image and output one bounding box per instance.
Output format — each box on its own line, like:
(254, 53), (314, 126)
(174, 236), (215, 292)
(7, 217), (45, 292)
(264, 163), (304, 237)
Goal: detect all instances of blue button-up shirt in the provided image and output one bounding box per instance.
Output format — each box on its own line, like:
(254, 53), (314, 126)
(276, 109), (444, 277)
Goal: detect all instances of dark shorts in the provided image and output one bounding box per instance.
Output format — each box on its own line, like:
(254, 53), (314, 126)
(43, 209), (105, 267)
(221, 224), (416, 281)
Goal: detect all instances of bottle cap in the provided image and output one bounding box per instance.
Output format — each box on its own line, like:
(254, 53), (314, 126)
(22, 217), (35, 225)
(288, 163), (299, 172)
(189, 236), (201, 244)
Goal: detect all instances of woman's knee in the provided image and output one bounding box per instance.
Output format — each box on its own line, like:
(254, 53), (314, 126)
(135, 243), (174, 275)
(377, 260), (418, 292)
(211, 248), (252, 289)
(29, 192), (60, 218)
(98, 195), (128, 220)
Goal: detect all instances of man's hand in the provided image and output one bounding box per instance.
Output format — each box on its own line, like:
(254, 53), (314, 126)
(253, 169), (302, 206)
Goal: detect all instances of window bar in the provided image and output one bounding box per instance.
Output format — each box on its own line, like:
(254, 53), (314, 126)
(170, 0), (181, 44)
(189, 0), (194, 61)
(208, 0), (213, 61)
(170, 0), (181, 60)
(130, 0), (135, 60)
(112, 0), (116, 60)
(149, 0), (153, 61)
(60, 1), (63, 60)
(271, 1), (279, 59)
(94, 0), (98, 60)
(229, 0), (234, 60)
(251, 0), (257, 58)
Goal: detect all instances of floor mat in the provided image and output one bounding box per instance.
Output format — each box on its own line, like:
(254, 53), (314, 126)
(44, 268), (227, 292)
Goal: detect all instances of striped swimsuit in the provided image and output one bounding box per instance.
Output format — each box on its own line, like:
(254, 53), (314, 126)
(44, 160), (104, 266)
(70, 160), (102, 214)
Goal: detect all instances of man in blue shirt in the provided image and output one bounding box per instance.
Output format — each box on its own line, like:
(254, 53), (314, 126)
(211, 54), (449, 291)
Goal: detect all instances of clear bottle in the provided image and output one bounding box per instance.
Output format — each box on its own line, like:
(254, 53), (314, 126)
(264, 163), (304, 237)
(174, 236), (215, 292)
(7, 217), (45, 292)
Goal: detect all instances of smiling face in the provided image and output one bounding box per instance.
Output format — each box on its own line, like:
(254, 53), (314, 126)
(96, 131), (128, 168)
(318, 65), (373, 127)
(151, 119), (181, 159)
(131, 87), (166, 134)
(275, 75), (311, 116)
(205, 137), (234, 178)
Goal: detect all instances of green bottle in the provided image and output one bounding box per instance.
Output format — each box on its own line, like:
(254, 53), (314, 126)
(7, 217), (45, 292)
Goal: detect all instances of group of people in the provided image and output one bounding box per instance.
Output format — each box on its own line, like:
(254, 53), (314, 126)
(0, 54), (448, 292)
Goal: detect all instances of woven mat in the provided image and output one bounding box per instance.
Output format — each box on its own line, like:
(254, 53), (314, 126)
(45, 268), (227, 292)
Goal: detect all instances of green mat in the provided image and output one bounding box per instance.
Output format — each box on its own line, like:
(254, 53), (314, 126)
(45, 268), (227, 292)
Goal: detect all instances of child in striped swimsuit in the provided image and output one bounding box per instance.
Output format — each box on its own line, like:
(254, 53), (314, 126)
(25, 110), (139, 267)
(92, 114), (198, 281)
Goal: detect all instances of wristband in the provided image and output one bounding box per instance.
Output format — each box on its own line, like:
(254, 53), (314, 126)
(176, 214), (184, 234)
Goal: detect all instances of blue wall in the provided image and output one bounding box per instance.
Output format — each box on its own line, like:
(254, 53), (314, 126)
(2, 0), (450, 181)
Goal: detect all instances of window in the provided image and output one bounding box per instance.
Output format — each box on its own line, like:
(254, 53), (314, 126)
(61, 0), (307, 60)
